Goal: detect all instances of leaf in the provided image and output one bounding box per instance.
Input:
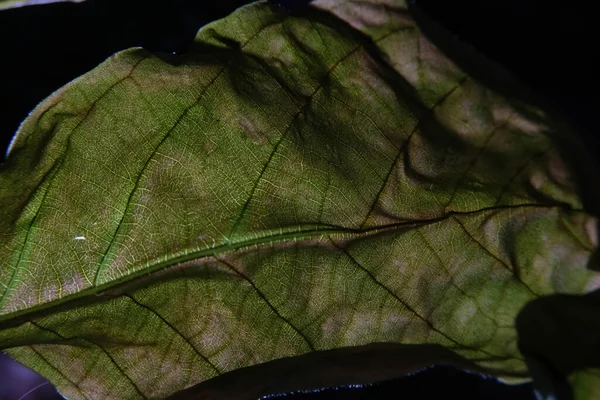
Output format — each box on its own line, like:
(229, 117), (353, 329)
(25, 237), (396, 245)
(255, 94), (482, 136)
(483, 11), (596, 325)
(517, 290), (600, 400)
(168, 342), (481, 400)
(0, 0), (85, 11)
(0, 0), (598, 398)
(571, 370), (600, 400)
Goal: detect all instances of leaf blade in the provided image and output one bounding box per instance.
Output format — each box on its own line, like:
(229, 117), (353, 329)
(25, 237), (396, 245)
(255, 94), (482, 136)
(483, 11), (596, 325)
(1, 0), (598, 398)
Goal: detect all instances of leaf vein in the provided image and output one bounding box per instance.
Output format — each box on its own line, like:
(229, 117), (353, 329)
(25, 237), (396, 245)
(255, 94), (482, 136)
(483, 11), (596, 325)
(123, 293), (223, 376)
(29, 320), (148, 399)
(215, 257), (316, 352)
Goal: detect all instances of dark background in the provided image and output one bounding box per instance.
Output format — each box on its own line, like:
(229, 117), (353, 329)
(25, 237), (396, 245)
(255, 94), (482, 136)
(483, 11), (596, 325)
(0, 0), (597, 398)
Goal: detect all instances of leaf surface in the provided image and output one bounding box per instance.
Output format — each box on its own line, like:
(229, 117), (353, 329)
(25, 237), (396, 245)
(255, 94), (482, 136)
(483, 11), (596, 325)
(0, 0), (599, 398)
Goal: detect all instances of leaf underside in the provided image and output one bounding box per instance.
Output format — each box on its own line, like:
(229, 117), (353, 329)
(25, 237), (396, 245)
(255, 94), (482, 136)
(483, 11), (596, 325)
(0, 0), (598, 398)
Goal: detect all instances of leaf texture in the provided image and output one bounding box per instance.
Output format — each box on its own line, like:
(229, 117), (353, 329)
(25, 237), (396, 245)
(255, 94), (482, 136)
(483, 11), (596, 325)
(0, 0), (598, 398)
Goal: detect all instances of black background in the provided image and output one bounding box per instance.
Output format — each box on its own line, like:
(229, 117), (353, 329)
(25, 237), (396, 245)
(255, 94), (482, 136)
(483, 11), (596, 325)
(0, 0), (597, 398)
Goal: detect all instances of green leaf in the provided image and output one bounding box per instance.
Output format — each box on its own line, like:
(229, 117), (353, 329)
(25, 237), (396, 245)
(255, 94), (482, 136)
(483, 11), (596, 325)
(571, 370), (600, 400)
(0, 0), (85, 11)
(1, 0), (598, 398)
